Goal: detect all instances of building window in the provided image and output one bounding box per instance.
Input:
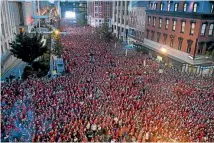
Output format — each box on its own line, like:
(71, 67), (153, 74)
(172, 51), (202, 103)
(211, 4), (214, 13)
(174, 3), (178, 11)
(115, 1), (117, 6)
(159, 18), (162, 28)
(183, 3), (187, 12)
(146, 29), (150, 39)
(160, 3), (164, 11)
(151, 31), (155, 40)
(154, 3), (157, 10)
(190, 22), (195, 35)
(193, 3), (197, 12)
(114, 25), (116, 30)
(122, 19), (124, 24)
(157, 32), (161, 43)
(119, 1), (121, 6)
(181, 21), (185, 33)
(153, 17), (156, 27)
(123, 1), (125, 6)
(209, 24), (214, 36)
(178, 37), (183, 50)
(163, 34), (167, 44)
(200, 23), (206, 35)
(165, 19), (169, 29)
(150, 3), (152, 9)
(187, 40), (193, 53)
(167, 1), (171, 11)
(148, 16), (151, 25)
(122, 10), (125, 15)
(172, 20), (176, 31)
(170, 35), (174, 48)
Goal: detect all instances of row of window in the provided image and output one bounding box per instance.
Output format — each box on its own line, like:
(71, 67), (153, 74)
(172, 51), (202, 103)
(150, 2), (214, 13)
(114, 17), (128, 25)
(115, 1), (129, 7)
(147, 31), (194, 53)
(95, 2), (111, 5)
(95, 6), (111, 12)
(95, 12), (111, 17)
(148, 16), (214, 36)
(115, 10), (129, 16)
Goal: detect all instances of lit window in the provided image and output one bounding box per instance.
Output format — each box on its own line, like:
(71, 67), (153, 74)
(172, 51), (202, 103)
(174, 3), (178, 11)
(193, 3), (197, 12)
(153, 17), (156, 26)
(211, 4), (214, 13)
(172, 20), (176, 31)
(165, 19), (169, 29)
(183, 3), (187, 12)
(159, 18), (162, 28)
(150, 3), (152, 9)
(181, 21), (185, 33)
(167, 1), (171, 11)
(148, 16), (151, 25)
(154, 3), (157, 10)
(200, 24), (206, 35)
(190, 22), (195, 35)
(160, 3), (163, 11)
(209, 24), (214, 35)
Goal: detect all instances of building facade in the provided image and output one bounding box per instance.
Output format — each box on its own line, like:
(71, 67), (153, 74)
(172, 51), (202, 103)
(87, 1), (112, 27)
(112, 1), (130, 41)
(1, 0), (36, 74)
(60, 1), (87, 20)
(128, 1), (147, 44)
(145, 1), (214, 58)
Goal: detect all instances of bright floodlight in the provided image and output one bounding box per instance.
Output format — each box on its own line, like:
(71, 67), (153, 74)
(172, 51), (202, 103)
(65, 11), (76, 19)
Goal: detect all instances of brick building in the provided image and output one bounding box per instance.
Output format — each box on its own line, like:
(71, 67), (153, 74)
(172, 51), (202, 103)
(87, 1), (112, 27)
(145, 1), (214, 58)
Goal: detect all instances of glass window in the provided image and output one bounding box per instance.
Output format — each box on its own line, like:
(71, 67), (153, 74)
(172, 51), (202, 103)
(193, 3), (197, 12)
(165, 19), (169, 29)
(154, 3), (157, 10)
(159, 18), (162, 28)
(209, 24), (214, 35)
(181, 21), (185, 33)
(174, 3), (178, 11)
(201, 24), (206, 35)
(153, 17), (156, 26)
(167, 2), (170, 11)
(172, 20), (176, 31)
(190, 23), (195, 35)
(148, 16), (151, 25)
(211, 4), (214, 13)
(183, 3), (187, 12)
(160, 3), (163, 11)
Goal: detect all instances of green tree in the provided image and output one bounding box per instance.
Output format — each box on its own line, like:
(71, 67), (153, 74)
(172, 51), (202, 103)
(99, 18), (114, 42)
(206, 43), (214, 76)
(9, 33), (48, 65)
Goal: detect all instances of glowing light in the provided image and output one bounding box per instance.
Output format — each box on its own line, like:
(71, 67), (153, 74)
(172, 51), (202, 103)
(161, 47), (167, 53)
(55, 30), (59, 35)
(65, 11), (76, 19)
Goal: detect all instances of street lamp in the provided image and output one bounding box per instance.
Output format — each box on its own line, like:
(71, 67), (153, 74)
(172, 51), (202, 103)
(160, 47), (167, 53)
(54, 29), (59, 35)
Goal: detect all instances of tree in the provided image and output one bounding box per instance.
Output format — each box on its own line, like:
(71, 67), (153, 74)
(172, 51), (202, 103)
(99, 18), (114, 42)
(10, 33), (48, 65)
(206, 43), (214, 76)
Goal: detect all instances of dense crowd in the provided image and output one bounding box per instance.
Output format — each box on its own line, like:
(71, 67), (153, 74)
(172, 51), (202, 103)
(1, 23), (214, 142)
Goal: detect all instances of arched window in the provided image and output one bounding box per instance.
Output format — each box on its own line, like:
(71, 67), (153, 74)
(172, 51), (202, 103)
(183, 3), (187, 12)
(174, 3), (178, 11)
(154, 3), (157, 10)
(160, 3), (164, 11)
(167, 1), (171, 11)
(193, 3), (197, 12)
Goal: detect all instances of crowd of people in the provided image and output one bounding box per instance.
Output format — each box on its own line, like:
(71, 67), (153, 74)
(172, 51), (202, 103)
(1, 22), (214, 142)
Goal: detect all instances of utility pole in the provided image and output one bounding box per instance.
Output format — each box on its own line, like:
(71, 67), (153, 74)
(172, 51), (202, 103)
(37, 0), (41, 33)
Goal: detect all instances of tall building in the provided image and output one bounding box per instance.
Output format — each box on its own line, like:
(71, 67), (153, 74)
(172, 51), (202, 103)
(87, 1), (112, 27)
(112, 1), (130, 41)
(1, 1), (36, 74)
(145, 1), (214, 58)
(128, 1), (147, 44)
